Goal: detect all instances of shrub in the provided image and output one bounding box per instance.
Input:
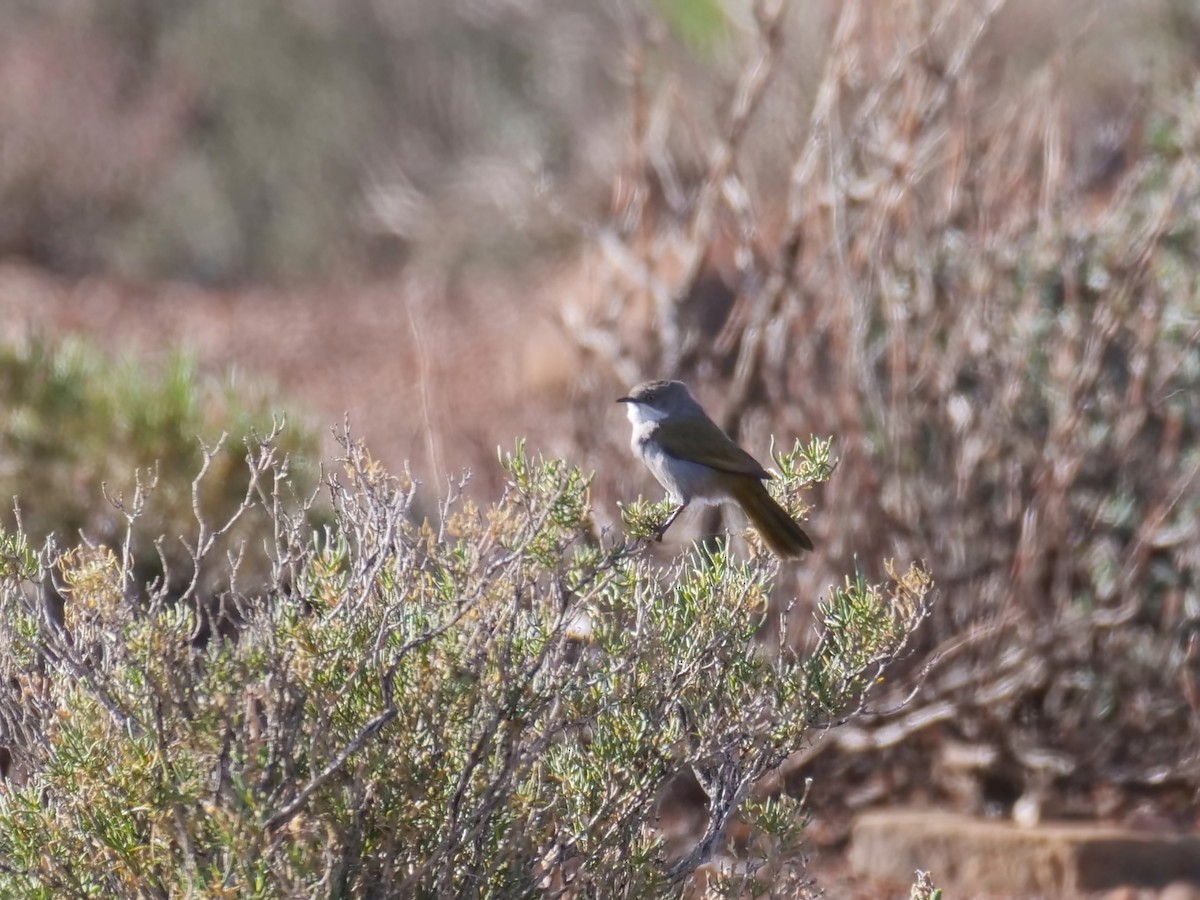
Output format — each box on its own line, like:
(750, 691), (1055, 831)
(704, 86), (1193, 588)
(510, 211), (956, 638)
(0, 430), (930, 896)
(0, 336), (320, 597)
(569, 1), (1200, 823)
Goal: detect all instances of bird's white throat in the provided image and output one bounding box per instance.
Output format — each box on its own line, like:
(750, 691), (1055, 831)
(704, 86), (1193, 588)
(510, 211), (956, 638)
(624, 401), (670, 426)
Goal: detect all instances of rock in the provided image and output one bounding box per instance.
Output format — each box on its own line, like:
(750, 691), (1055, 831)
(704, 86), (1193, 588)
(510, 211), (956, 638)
(848, 809), (1200, 896)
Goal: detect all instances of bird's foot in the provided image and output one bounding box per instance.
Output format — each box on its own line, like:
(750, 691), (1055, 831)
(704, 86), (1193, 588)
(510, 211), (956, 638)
(656, 503), (686, 541)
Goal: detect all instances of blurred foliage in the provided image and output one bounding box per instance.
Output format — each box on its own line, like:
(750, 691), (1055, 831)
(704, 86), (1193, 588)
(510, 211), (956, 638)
(0, 337), (319, 592)
(2, 0), (1198, 286)
(0, 0), (736, 283)
(0, 432), (930, 896)
(574, 0), (1200, 828)
(127, 3), (385, 281)
(653, 0), (729, 54)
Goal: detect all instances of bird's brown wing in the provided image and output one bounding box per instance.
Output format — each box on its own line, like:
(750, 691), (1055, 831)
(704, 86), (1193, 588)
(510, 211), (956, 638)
(654, 416), (771, 480)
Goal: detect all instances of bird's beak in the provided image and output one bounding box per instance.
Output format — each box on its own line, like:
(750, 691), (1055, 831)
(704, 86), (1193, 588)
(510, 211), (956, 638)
(616, 396), (632, 404)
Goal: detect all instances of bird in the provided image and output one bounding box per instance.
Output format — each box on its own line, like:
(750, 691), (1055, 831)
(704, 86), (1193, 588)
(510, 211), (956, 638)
(617, 379), (813, 557)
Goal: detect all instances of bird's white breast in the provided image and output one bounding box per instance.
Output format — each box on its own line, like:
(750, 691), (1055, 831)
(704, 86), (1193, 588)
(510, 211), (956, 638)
(624, 400), (720, 505)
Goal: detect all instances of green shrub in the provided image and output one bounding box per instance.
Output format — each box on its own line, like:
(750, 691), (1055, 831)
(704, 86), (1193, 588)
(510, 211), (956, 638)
(0, 431), (929, 897)
(0, 336), (319, 596)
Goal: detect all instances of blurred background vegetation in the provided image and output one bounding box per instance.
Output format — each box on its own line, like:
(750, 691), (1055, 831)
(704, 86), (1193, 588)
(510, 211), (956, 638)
(0, 0), (647, 282)
(1, 0), (1196, 284)
(1, 0), (1199, 891)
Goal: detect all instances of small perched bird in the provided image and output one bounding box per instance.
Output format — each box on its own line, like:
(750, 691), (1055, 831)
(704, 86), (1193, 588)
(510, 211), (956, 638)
(617, 380), (813, 557)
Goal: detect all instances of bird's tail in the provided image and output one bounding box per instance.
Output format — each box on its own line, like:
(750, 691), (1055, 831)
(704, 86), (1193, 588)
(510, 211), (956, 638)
(730, 478), (814, 557)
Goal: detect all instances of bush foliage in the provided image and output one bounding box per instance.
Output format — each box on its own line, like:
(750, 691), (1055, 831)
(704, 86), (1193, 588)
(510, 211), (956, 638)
(572, 0), (1200, 822)
(0, 427), (930, 896)
(0, 337), (319, 596)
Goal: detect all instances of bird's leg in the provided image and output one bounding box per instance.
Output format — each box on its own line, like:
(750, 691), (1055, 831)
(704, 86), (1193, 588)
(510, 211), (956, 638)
(656, 502), (687, 541)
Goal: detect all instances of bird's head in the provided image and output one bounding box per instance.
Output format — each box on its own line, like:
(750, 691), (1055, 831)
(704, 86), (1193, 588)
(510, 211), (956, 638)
(616, 379), (699, 424)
